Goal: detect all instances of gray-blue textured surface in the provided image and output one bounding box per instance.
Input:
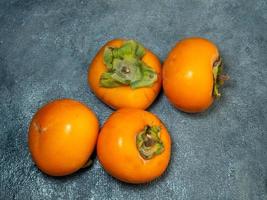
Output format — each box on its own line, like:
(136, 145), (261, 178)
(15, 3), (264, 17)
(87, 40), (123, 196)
(0, 0), (267, 199)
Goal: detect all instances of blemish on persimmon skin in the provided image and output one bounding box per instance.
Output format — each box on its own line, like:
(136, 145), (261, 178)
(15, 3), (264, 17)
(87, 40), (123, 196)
(33, 121), (47, 134)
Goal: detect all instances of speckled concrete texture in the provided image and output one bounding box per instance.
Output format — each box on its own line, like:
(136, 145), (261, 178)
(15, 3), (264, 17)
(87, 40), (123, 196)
(0, 0), (266, 199)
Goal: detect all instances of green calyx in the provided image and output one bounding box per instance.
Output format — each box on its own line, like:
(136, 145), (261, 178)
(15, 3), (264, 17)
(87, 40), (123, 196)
(100, 40), (158, 89)
(212, 57), (229, 97)
(136, 125), (164, 160)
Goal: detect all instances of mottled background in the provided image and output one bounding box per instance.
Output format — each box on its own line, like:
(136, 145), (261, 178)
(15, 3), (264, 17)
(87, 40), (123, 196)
(0, 0), (266, 199)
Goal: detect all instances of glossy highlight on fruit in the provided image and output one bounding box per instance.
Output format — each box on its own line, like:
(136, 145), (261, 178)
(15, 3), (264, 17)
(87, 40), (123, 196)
(163, 37), (228, 113)
(88, 39), (162, 110)
(97, 108), (171, 184)
(28, 99), (99, 176)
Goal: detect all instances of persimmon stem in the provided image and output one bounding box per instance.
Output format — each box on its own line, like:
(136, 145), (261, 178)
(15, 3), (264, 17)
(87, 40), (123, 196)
(136, 125), (164, 160)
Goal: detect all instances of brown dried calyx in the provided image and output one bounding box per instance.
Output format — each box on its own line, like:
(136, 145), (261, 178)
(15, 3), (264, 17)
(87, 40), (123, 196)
(212, 57), (230, 97)
(136, 125), (164, 160)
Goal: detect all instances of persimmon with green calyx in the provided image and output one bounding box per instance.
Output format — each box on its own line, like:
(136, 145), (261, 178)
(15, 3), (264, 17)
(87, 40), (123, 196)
(97, 108), (171, 184)
(163, 37), (229, 113)
(101, 40), (157, 88)
(88, 39), (162, 110)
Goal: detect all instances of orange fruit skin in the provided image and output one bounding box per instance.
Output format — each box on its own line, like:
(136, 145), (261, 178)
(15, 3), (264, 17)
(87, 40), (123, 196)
(163, 37), (219, 113)
(88, 39), (162, 110)
(28, 99), (99, 176)
(97, 108), (171, 184)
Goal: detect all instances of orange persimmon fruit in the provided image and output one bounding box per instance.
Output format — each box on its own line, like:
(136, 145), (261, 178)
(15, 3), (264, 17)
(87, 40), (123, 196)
(97, 108), (171, 184)
(88, 39), (162, 110)
(163, 37), (229, 113)
(28, 99), (99, 176)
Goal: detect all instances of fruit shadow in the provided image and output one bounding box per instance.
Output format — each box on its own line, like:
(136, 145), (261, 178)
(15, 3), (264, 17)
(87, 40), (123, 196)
(148, 88), (165, 111)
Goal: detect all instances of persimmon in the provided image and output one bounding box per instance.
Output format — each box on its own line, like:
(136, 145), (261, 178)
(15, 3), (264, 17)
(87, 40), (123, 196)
(88, 39), (162, 110)
(97, 108), (171, 184)
(28, 99), (99, 176)
(163, 37), (229, 113)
